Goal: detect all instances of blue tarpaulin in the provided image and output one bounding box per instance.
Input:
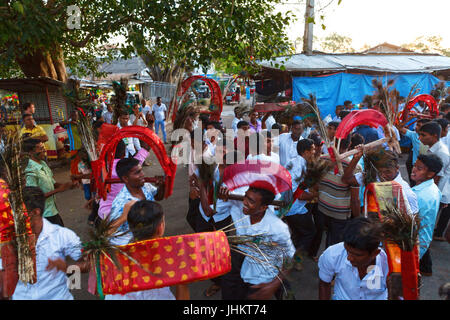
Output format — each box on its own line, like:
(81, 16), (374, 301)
(292, 72), (442, 119)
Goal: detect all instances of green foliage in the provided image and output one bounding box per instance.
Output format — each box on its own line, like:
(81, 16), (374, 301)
(0, 0), (293, 79)
(402, 36), (450, 57)
(319, 32), (355, 53)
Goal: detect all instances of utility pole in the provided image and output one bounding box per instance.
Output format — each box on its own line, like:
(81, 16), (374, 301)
(303, 0), (315, 55)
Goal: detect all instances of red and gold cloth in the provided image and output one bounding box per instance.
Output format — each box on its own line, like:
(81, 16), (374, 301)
(92, 231), (231, 295)
(0, 179), (36, 297)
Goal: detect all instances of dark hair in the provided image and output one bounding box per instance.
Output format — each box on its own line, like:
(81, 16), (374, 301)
(23, 138), (42, 153)
(440, 103), (450, 112)
(339, 110), (351, 120)
(22, 113), (33, 120)
(308, 132), (323, 147)
(343, 100), (352, 107)
(271, 123), (281, 131)
(343, 217), (380, 253)
(338, 135), (351, 151)
(335, 105), (344, 111)
(419, 122), (441, 138)
(127, 200), (164, 241)
(446, 112), (450, 122)
(327, 121), (340, 129)
(378, 150), (399, 168)
(118, 109), (129, 117)
(350, 133), (365, 150)
(21, 102), (34, 112)
(23, 186), (45, 215)
(116, 157), (140, 180)
(435, 118), (449, 132)
(291, 120), (302, 127)
(93, 121), (104, 130)
(207, 121), (222, 131)
(416, 154), (443, 175)
(297, 138), (314, 155)
(417, 118), (431, 125)
(237, 120), (249, 129)
(248, 186), (275, 206)
(115, 140), (126, 159)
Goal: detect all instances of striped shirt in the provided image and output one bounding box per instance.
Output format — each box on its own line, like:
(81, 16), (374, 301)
(318, 158), (360, 220)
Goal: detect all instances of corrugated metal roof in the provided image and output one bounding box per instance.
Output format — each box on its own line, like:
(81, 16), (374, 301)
(259, 53), (450, 73)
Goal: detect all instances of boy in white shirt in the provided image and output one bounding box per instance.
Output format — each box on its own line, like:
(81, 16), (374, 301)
(318, 217), (388, 300)
(218, 185), (295, 300)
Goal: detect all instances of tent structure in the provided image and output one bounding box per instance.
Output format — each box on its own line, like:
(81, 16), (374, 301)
(255, 52), (450, 118)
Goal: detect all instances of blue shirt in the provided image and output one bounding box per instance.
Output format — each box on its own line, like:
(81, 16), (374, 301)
(355, 125), (381, 144)
(109, 183), (158, 245)
(412, 179), (442, 258)
(404, 129), (422, 165)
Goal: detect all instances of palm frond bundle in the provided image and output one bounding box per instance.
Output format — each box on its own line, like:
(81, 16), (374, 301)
(218, 219), (294, 297)
(295, 158), (332, 189)
(301, 94), (330, 148)
(234, 103), (252, 118)
(0, 131), (36, 284)
(365, 204), (421, 252)
(111, 78), (129, 124)
(64, 79), (97, 115)
(77, 113), (98, 161)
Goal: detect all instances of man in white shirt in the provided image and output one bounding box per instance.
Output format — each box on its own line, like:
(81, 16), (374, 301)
(129, 103), (148, 127)
(318, 217), (389, 300)
(231, 107), (243, 137)
(284, 139), (318, 271)
(219, 186), (295, 300)
(102, 103), (114, 124)
(332, 105), (344, 122)
(152, 97), (168, 143)
(142, 100), (153, 118)
(117, 111), (142, 158)
(246, 131), (280, 164)
(0, 186), (89, 300)
(418, 121), (450, 240)
(278, 120), (304, 167)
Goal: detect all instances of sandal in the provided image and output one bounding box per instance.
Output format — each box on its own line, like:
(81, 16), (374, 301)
(204, 284), (221, 297)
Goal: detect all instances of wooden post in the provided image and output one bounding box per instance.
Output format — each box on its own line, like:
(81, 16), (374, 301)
(303, 0), (315, 55)
(45, 86), (54, 124)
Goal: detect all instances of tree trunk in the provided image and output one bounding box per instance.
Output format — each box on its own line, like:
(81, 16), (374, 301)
(15, 45), (68, 82)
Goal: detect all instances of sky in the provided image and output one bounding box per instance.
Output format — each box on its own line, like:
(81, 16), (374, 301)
(277, 0), (450, 51)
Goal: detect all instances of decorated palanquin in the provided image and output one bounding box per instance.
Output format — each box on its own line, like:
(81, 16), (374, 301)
(0, 179), (36, 297)
(89, 231), (231, 296)
(364, 181), (420, 300)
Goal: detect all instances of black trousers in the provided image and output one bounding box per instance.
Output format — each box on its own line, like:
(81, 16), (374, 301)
(45, 214), (64, 227)
(419, 249), (432, 274)
(434, 204), (450, 237)
(307, 203), (324, 257)
(321, 212), (350, 248)
(221, 250), (290, 300)
(284, 211), (316, 253)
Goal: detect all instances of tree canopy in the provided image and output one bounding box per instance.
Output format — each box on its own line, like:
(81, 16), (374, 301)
(0, 0), (294, 82)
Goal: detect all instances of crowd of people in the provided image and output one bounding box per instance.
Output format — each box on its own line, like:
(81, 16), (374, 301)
(0, 92), (449, 301)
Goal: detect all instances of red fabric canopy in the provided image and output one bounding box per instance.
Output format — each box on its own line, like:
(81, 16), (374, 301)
(335, 109), (388, 140)
(92, 126), (177, 200)
(223, 160), (292, 195)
